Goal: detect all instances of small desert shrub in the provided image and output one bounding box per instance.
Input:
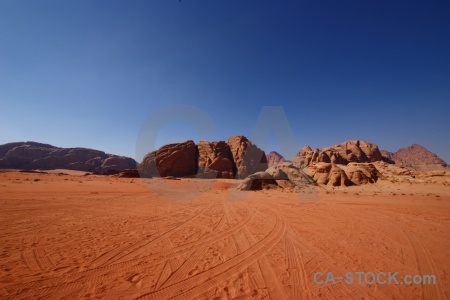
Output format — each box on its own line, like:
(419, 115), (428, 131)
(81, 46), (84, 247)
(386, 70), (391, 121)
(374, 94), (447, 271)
(34, 179), (40, 182)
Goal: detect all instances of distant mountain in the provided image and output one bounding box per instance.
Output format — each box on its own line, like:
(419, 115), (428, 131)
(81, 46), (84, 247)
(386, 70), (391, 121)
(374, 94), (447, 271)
(266, 151), (287, 167)
(381, 144), (449, 172)
(0, 142), (137, 173)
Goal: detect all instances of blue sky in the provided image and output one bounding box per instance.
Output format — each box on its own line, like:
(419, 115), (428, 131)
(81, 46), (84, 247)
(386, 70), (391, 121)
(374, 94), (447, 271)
(1, 1), (449, 163)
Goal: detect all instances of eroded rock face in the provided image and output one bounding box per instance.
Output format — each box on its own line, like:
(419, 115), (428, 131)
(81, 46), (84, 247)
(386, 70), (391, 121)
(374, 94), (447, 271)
(294, 140), (383, 168)
(137, 151), (157, 178)
(98, 156), (137, 174)
(381, 144), (449, 171)
(197, 141), (234, 178)
(137, 136), (267, 179)
(266, 151), (286, 167)
(155, 140), (197, 177)
(307, 163), (349, 186)
(268, 162), (315, 185)
(306, 162), (380, 186)
(0, 142), (136, 173)
(236, 162), (314, 190)
(236, 171), (279, 190)
(227, 136), (268, 179)
(291, 140), (450, 186)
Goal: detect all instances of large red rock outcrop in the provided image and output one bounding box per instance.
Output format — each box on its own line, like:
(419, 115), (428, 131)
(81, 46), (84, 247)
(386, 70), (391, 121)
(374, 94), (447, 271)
(138, 136), (267, 179)
(137, 151), (157, 178)
(0, 142), (136, 173)
(197, 141), (234, 178)
(154, 140), (198, 177)
(227, 136), (268, 179)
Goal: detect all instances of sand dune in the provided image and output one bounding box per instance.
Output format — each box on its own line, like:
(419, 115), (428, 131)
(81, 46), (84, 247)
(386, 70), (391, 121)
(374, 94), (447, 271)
(0, 171), (449, 299)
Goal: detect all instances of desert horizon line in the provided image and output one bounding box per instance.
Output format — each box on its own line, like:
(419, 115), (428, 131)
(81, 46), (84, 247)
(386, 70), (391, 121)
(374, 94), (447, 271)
(1, 137), (447, 165)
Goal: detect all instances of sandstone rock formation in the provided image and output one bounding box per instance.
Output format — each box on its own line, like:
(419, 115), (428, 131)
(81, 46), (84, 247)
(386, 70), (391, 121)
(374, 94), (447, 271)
(235, 171), (279, 190)
(155, 140), (197, 177)
(197, 141), (234, 178)
(306, 163), (350, 186)
(292, 140), (387, 186)
(266, 151), (286, 167)
(340, 163), (381, 185)
(228, 136), (268, 179)
(371, 161), (415, 183)
(99, 156), (137, 173)
(237, 162), (314, 190)
(138, 136), (267, 179)
(381, 144), (449, 171)
(137, 151), (157, 178)
(305, 162), (381, 186)
(0, 142), (136, 173)
(294, 140), (383, 168)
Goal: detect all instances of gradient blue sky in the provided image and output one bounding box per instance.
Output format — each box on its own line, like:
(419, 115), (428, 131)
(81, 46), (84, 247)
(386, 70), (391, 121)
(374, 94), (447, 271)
(1, 1), (449, 162)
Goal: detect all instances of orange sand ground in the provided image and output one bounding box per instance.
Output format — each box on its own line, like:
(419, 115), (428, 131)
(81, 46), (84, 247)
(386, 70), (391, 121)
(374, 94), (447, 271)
(0, 171), (449, 299)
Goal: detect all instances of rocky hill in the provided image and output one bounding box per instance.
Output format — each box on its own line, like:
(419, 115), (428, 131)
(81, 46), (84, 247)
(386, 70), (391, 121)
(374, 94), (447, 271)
(138, 136), (268, 179)
(0, 142), (136, 173)
(293, 140), (383, 168)
(290, 140), (389, 186)
(266, 151), (287, 167)
(288, 140), (448, 186)
(381, 144), (449, 171)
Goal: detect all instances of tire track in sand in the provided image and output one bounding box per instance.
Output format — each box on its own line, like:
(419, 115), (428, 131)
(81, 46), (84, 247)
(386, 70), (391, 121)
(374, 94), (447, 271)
(21, 248), (54, 271)
(232, 201), (287, 300)
(404, 232), (444, 299)
(242, 226), (287, 299)
(4, 201), (250, 297)
(157, 200), (230, 289)
(157, 199), (232, 290)
(134, 205), (286, 300)
(90, 201), (212, 268)
(285, 232), (311, 300)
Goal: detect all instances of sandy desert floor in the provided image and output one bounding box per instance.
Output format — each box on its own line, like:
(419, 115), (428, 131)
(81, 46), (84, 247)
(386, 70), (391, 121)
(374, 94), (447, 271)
(0, 171), (449, 299)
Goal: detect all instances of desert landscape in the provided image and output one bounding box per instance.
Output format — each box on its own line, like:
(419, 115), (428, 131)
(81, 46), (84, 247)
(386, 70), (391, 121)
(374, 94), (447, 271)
(1, 1), (449, 299)
(0, 138), (449, 299)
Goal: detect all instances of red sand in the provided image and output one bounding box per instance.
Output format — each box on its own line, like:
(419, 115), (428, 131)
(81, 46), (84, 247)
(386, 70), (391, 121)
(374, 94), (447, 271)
(0, 171), (449, 299)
